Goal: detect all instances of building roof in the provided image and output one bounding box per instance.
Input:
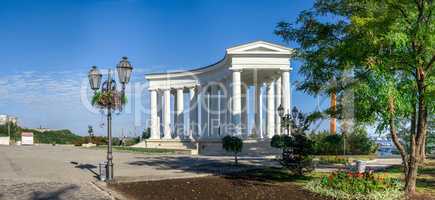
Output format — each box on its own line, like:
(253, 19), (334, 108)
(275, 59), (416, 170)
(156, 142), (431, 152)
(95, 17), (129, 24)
(145, 40), (294, 79)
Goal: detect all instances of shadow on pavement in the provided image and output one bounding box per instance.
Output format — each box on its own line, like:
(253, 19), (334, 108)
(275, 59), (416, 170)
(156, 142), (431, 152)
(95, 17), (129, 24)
(31, 185), (78, 200)
(70, 162), (99, 178)
(127, 156), (277, 176)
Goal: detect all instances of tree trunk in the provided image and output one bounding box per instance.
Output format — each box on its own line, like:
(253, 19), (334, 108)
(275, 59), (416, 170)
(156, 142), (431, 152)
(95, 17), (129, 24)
(405, 155), (418, 194)
(419, 134), (426, 163)
(405, 67), (428, 195)
(388, 97), (408, 173)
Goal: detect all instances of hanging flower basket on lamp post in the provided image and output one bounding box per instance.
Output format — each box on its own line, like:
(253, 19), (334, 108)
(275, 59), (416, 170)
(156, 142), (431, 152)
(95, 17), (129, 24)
(87, 57), (133, 181)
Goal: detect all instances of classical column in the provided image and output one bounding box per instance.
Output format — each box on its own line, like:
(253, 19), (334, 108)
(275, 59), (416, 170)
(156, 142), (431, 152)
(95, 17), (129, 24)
(149, 90), (160, 139)
(232, 70), (242, 136)
(281, 71), (290, 113)
(163, 89), (172, 139)
(266, 81), (275, 138)
(226, 78), (232, 135)
(173, 90), (177, 137)
(175, 88), (184, 139)
(219, 82), (227, 137)
(241, 84), (248, 138)
(254, 82), (263, 139)
(157, 91), (163, 138)
(282, 70), (291, 135)
(210, 85), (219, 137)
(189, 87), (198, 139)
(206, 87), (212, 137)
(200, 86), (209, 138)
(275, 77), (282, 135)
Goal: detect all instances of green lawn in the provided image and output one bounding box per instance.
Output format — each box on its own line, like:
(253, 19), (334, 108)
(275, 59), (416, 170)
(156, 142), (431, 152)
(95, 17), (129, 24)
(240, 159), (435, 196)
(381, 159), (435, 194)
(311, 155), (379, 165)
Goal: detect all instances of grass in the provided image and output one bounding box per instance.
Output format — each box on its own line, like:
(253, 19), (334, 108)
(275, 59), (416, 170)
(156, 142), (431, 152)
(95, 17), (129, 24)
(381, 159), (435, 194)
(88, 145), (179, 154)
(315, 155), (377, 161)
(233, 158), (435, 197)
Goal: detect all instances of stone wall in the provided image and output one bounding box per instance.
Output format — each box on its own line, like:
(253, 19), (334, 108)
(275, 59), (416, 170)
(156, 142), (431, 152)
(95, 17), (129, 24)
(132, 138), (281, 156)
(0, 137), (10, 145)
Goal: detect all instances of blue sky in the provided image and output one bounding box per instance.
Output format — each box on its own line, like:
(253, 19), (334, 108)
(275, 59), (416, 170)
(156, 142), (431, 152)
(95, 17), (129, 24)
(0, 0), (332, 136)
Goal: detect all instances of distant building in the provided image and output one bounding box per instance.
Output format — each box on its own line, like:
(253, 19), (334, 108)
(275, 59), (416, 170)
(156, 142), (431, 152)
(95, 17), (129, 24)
(0, 115), (18, 125)
(21, 132), (34, 145)
(0, 115), (7, 125)
(31, 126), (53, 133)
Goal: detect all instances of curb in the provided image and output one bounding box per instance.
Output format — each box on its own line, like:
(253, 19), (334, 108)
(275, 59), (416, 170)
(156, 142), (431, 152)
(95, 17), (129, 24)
(90, 181), (126, 200)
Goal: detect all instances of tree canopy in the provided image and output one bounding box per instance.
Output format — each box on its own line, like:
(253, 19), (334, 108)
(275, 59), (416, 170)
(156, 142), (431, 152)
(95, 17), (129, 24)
(276, 0), (434, 194)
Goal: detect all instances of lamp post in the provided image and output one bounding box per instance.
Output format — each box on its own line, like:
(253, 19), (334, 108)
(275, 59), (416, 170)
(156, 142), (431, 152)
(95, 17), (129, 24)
(88, 57), (133, 181)
(277, 104), (291, 135)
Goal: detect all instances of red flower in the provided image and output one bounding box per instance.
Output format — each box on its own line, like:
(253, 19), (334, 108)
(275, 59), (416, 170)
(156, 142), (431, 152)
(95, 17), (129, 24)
(328, 175), (334, 181)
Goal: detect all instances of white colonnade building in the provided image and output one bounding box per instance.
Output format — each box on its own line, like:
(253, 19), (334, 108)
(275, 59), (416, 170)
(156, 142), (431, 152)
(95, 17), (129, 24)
(143, 41), (293, 155)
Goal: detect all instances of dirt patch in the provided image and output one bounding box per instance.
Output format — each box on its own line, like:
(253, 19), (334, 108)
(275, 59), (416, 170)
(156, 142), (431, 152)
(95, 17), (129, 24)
(411, 193), (435, 200)
(109, 176), (326, 200)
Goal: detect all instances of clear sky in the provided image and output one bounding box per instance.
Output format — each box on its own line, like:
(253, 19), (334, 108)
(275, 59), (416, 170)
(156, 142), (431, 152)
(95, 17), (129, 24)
(0, 0), (331, 136)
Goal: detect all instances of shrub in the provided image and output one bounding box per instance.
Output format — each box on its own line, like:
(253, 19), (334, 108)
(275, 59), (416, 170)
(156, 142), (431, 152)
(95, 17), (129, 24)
(30, 129), (82, 144)
(142, 128), (151, 140)
(271, 135), (286, 149)
(305, 171), (404, 200)
(73, 138), (85, 146)
(271, 134), (315, 175)
(222, 135), (243, 165)
(124, 137), (140, 146)
(310, 129), (377, 155)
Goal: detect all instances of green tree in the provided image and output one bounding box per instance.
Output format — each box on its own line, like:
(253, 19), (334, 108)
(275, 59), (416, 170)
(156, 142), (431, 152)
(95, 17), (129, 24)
(142, 128), (151, 140)
(271, 134), (314, 175)
(276, 0), (434, 194)
(289, 106), (312, 135)
(222, 136), (243, 165)
(271, 134), (294, 155)
(88, 125), (94, 143)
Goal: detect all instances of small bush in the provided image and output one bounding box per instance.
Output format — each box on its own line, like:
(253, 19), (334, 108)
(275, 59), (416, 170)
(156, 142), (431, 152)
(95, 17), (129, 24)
(73, 138), (85, 146)
(222, 135), (243, 165)
(271, 134), (315, 175)
(142, 128), (151, 140)
(305, 171), (404, 200)
(310, 129), (377, 155)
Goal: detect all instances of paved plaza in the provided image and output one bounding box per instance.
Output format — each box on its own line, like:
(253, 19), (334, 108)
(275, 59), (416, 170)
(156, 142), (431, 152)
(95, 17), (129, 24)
(0, 145), (402, 200)
(0, 145), (274, 200)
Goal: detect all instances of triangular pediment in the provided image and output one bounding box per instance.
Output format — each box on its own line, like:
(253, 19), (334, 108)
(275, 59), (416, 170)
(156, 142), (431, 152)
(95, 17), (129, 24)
(244, 46), (280, 52)
(226, 41), (293, 55)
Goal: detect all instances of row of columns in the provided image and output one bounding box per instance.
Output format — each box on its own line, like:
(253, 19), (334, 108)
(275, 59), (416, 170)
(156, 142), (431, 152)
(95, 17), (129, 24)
(149, 69), (291, 140)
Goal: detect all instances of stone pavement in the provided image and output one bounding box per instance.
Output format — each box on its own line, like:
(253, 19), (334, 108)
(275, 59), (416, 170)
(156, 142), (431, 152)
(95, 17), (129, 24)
(0, 145), (276, 200)
(314, 158), (402, 173)
(0, 145), (401, 200)
(0, 180), (108, 200)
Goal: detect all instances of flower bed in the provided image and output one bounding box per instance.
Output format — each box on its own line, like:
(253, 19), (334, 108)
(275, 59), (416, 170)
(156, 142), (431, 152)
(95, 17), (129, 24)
(304, 171), (404, 200)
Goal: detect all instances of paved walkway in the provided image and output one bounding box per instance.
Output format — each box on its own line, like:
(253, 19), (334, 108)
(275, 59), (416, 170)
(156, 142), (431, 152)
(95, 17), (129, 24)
(0, 145), (275, 199)
(0, 145), (401, 200)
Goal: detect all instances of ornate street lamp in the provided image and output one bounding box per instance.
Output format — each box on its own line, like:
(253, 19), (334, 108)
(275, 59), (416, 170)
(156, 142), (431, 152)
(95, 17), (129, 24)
(88, 57), (133, 181)
(278, 104), (291, 135)
(88, 66), (102, 91)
